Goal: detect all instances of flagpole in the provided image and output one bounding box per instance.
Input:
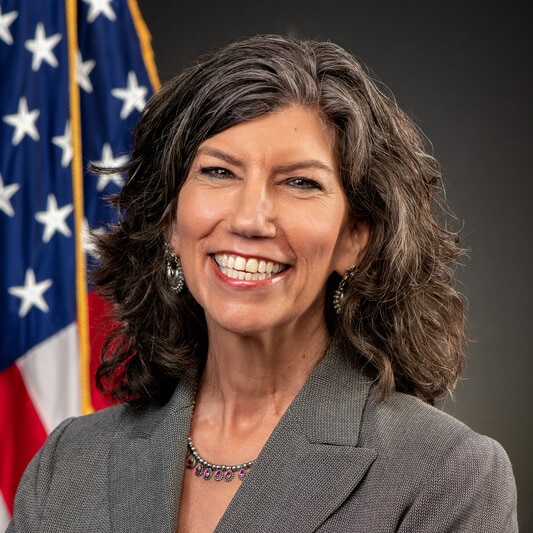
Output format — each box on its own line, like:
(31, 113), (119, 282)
(65, 0), (93, 416)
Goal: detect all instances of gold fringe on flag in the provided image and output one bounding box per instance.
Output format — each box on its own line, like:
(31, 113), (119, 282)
(128, 0), (161, 91)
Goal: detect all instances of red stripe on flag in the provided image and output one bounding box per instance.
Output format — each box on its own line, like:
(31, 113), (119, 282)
(0, 365), (47, 514)
(88, 292), (114, 411)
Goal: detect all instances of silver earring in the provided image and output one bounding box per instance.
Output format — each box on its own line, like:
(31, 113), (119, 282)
(165, 245), (185, 293)
(333, 266), (357, 314)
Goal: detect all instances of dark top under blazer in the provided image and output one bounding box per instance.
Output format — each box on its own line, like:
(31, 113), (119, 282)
(8, 343), (518, 532)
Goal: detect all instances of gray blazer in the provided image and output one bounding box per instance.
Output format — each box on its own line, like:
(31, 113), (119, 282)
(8, 343), (518, 532)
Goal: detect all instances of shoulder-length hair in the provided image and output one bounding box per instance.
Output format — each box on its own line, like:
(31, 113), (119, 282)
(92, 34), (466, 407)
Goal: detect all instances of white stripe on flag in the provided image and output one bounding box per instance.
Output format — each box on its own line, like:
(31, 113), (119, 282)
(16, 323), (82, 434)
(0, 493), (11, 531)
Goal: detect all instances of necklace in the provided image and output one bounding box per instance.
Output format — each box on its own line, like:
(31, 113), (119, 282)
(186, 437), (255, 482)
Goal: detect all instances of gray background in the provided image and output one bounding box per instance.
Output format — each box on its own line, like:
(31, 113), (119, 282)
(137, 1), (532, 528)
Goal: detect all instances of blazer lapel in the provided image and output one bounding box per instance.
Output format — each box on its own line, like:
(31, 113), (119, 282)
(216, 342), (377, 532)
(107, 377), (196, 533)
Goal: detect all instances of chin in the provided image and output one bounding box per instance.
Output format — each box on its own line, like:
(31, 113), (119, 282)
(205, 306), (288, 338)
(215, 318), (276, 337)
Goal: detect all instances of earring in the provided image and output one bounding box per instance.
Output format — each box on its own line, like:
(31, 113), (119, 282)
(165, 244), (185, 293)
(333, 266), (357, 314)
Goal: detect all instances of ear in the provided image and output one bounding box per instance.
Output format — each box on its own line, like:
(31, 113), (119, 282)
(168, 219), (180, 256)
(333, 215), (370, 276)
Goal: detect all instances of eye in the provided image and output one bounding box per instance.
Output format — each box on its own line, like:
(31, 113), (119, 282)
(200, 167), (233, 179)
(286, 177), (322, 190)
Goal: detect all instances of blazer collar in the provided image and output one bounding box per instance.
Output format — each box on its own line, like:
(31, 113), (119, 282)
(216, 341), (377, 532)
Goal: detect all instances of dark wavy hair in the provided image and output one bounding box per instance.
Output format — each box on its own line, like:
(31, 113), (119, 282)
(92, 34), (466, 408)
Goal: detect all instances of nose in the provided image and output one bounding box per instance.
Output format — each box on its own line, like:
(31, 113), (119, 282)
(227, 177), (276, 238)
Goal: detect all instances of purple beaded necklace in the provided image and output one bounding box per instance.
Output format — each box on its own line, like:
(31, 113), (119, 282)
(186, 437), (254, 482)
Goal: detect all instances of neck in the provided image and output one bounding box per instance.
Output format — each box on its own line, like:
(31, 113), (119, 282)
(204, 320), (327, 401)
(192, 313), (329, 432)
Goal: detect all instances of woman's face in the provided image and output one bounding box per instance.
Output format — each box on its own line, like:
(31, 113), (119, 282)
(171, 104), (369, 336)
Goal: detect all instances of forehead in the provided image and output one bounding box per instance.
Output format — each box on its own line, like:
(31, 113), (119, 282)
(195, 104), (337, 167)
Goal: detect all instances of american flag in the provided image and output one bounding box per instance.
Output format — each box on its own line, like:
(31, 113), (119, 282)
(0, 0), (159, 526)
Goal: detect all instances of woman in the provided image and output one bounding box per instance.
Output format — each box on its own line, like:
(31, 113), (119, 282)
(9, 35), (517, 532)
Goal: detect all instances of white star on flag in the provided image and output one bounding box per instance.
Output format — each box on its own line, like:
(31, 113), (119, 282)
(0, 173), (20, 217)
(111, 71), (148, 119)
(3, 96), (40, 146)
(8, 268), (53, 318)
(92, 143), (129, 191)
(0, 6), (18, 45)
(52, 120), (73, 167)
(83, 0), (116, 23)
(77, 49), (96, 93)
(24, 22), (62, 72)
(35, 194), (74, 243)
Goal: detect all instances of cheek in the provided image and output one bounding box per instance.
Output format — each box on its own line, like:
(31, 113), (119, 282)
(296, 217), (347, 268)
(173, 186), (225, 258)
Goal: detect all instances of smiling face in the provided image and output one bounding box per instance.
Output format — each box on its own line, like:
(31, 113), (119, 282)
(171, 104), (369, 338)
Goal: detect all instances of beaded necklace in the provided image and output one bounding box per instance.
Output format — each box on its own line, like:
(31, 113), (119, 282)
(186, 437), (254, 482)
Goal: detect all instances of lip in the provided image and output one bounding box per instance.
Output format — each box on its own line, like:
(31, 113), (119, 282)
(210, 253), (290, 287)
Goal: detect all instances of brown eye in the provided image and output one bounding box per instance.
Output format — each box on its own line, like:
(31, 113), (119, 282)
(201, 167), (233, 179)
(287, 177), (321, 190)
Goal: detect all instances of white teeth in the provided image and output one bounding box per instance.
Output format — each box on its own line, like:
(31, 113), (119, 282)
(234, 256), (246, 271)
(214, 253), (286, 280)
(246, 258), (259, 273)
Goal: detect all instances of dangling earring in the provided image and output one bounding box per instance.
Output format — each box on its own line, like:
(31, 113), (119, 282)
(333, 266), (357, 314)
(165, 244), (185, 293)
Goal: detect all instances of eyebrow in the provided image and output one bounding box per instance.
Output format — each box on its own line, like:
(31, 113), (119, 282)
(195, 147), (335, 174)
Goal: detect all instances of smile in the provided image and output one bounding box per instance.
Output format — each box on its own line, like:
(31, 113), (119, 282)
(213, 253), (288, 281)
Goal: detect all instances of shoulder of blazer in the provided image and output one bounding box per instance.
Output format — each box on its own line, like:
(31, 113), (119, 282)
(358, 386), (515, 502)
(359, 388), (474, 455)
